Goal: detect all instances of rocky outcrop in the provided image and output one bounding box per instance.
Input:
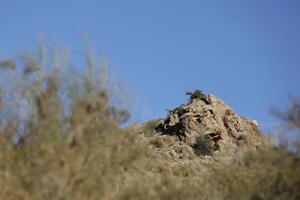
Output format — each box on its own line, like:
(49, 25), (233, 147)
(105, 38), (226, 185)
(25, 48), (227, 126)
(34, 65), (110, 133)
(155, 90), (267, 154)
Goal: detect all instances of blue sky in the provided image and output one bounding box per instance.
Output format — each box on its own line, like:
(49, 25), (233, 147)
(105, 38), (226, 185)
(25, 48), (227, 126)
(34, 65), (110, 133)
(1, 0), (300, 130)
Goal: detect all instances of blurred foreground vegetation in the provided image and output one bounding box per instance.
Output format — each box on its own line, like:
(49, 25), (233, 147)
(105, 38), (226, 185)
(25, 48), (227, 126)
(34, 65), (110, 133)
(0, 44), (299, 200)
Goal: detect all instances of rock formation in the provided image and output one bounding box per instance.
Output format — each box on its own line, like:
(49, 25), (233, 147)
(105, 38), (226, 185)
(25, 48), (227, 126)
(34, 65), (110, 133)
(155, 90), (267, 155)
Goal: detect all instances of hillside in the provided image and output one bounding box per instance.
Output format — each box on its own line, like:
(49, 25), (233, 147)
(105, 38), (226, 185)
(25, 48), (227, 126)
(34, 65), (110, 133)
(130, 90), (269, 166)
(0, 47), (299, 200)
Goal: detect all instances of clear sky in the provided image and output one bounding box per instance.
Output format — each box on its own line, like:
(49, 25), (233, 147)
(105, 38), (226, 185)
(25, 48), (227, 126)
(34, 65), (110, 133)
(1, 0), (300, 130)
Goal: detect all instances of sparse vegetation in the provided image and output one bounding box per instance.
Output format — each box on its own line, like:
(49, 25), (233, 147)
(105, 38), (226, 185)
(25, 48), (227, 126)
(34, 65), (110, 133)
(0, 43), (299, 200)
(138, 119), (161, 137)
(150, 138), (164, 148)
(192, 134), (215, 156)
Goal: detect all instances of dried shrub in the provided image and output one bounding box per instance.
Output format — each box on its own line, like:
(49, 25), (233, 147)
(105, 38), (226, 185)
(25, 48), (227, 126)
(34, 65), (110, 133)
(192, 134), (215, 156)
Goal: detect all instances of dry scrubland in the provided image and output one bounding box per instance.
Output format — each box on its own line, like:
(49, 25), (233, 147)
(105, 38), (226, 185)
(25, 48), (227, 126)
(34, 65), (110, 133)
(0, 45), (299, 200)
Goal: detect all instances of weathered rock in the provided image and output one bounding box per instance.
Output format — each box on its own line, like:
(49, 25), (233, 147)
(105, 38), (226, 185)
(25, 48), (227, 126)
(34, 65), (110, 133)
(156, 90), (267, 154)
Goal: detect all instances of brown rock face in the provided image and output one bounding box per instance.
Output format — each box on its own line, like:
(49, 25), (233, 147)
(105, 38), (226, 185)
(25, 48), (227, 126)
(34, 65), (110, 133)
(156, 90), (266, 153)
